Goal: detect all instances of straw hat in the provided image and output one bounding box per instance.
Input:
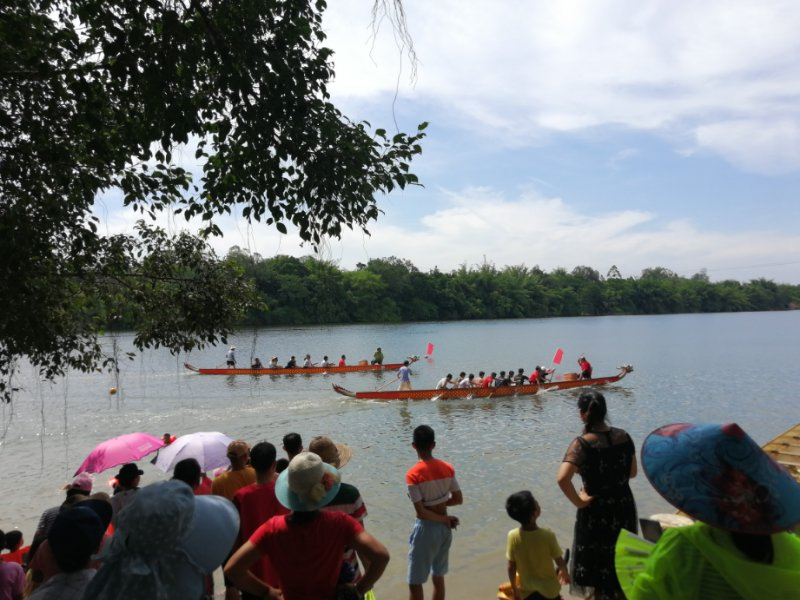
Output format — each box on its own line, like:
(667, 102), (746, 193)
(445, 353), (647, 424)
(308, 435), (353, 469)
(275, 452), (341, 512)
(641, 422), (800, 534)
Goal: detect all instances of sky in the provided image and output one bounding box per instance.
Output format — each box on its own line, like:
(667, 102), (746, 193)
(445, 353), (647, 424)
(97, 0), (800, 283)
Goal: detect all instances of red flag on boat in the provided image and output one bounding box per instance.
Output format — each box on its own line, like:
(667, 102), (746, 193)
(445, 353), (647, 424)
(426, 342), (434, 356)
(552, 348), (564, 365)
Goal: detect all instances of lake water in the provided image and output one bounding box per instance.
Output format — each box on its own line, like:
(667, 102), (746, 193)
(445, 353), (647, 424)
(2, 311), (799, 599)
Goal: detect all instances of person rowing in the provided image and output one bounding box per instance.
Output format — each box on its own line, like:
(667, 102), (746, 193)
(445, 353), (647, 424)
(577, 355), (593, 380)
(436, 374), (454, 390)
(513, 368), (529, 386)
(532, 365), (553, 384)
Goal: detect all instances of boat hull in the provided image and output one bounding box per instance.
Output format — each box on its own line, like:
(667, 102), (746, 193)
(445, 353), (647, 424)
(184, 359), (414, 376)
(333, 365), (634, 400)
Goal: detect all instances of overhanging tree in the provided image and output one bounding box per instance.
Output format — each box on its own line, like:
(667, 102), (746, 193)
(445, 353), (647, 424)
(0, 0), (426, 400)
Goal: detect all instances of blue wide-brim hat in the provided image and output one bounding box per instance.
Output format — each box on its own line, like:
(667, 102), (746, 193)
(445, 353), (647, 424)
(642, 422), (800, 534)
(275, 452), (341, 512)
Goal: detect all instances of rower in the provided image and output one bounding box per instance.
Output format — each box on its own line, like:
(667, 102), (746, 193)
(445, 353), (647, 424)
(436, 374), (454, 390)
(251, 358), (263, 369)
(577, 355), (593, 380)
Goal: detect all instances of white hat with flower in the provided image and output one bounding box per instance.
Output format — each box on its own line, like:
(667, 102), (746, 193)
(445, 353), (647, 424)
(275, 452), (341, 511)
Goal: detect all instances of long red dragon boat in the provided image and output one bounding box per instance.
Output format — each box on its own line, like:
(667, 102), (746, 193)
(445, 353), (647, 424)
(184, 356), (418, 376)
(333, 365), (633, 400)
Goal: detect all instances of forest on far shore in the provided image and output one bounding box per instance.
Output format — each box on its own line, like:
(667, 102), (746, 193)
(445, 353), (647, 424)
(211, 249), (800, 327)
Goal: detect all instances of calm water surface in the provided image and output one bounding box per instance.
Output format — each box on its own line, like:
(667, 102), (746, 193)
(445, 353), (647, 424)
(2, 311), (799, 599)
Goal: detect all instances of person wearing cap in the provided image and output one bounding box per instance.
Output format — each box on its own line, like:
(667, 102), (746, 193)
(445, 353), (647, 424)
(309, 436), (367, 581)
(109, 463), (143, 524)
(232, 442), (289, 599)
(82, 480), (239, 600)
(30, 472), (94, 560)
(213, 441), (256, 501)
(27, 497), (112, 600)
(28, 494), (112, 595)
(226, 346), (237, 367)
(577, 356), (592, 380)
(225, 452), (390, 600)
(619, 422), (800, 600)
(532, 365), (552, 384)
(302, 354), (313, 368)
(557, 390), (637, 600)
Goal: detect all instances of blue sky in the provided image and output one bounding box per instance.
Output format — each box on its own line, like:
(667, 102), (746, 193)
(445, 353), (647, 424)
(96, 1), (800, 283)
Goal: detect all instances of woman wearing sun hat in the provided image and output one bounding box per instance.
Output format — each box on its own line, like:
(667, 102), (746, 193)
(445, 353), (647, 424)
(82, 480), (239, 600)
(225, 451), (390, 600)
(622, 422), (800, 599)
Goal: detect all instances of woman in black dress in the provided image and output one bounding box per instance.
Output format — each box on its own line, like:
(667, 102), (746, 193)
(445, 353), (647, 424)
(557, 390), (637, 600)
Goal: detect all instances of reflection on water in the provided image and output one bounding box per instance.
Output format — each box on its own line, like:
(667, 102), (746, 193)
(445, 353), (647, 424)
(2, 311), (799, 600)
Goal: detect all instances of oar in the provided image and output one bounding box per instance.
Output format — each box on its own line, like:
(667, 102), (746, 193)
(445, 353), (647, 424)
(374, 377), (398, 392)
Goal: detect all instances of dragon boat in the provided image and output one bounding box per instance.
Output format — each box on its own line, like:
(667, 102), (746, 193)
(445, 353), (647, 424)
(333, 364), (634, 400)
(184, 356), (418, 376)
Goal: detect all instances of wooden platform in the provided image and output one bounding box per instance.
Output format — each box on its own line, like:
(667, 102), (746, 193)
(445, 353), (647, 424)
(762, 422), (800, 484)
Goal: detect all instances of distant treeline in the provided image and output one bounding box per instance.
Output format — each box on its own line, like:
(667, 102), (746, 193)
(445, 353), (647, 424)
(222, 249), (800, 326)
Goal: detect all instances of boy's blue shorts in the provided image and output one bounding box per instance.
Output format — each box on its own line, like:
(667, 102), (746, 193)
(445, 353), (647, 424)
(407, 519), (453, 584)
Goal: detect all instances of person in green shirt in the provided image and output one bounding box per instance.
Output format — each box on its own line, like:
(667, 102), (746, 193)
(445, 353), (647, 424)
(620, 422), (800, 600)
(371, 347), (384, 365)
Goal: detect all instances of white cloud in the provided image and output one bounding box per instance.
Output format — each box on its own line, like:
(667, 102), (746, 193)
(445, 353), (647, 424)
(324, 0), (800, 173)
(94, 183), (800, 283)
(695, 119), (800, 174)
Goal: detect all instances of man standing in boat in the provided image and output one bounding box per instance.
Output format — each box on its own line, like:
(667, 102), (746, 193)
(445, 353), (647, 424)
(398, 360), (413, 391)
(226, 346), (237, 368)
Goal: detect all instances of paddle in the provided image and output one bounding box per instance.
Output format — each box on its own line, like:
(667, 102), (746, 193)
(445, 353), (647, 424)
(374, 378), (397, 392)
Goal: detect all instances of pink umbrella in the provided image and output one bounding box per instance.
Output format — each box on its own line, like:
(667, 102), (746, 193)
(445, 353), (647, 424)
(74, 432), (165, 475)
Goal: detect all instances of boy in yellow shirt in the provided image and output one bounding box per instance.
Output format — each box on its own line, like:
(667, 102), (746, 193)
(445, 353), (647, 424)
(505, 490), (570, 600)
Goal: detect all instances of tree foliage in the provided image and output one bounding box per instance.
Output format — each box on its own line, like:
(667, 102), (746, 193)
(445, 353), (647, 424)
(0, 0), (426, 400)
(225, 255), (800, 326)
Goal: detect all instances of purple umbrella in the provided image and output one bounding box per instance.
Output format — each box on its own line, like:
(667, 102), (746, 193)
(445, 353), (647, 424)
(74, 432), (165, 475)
